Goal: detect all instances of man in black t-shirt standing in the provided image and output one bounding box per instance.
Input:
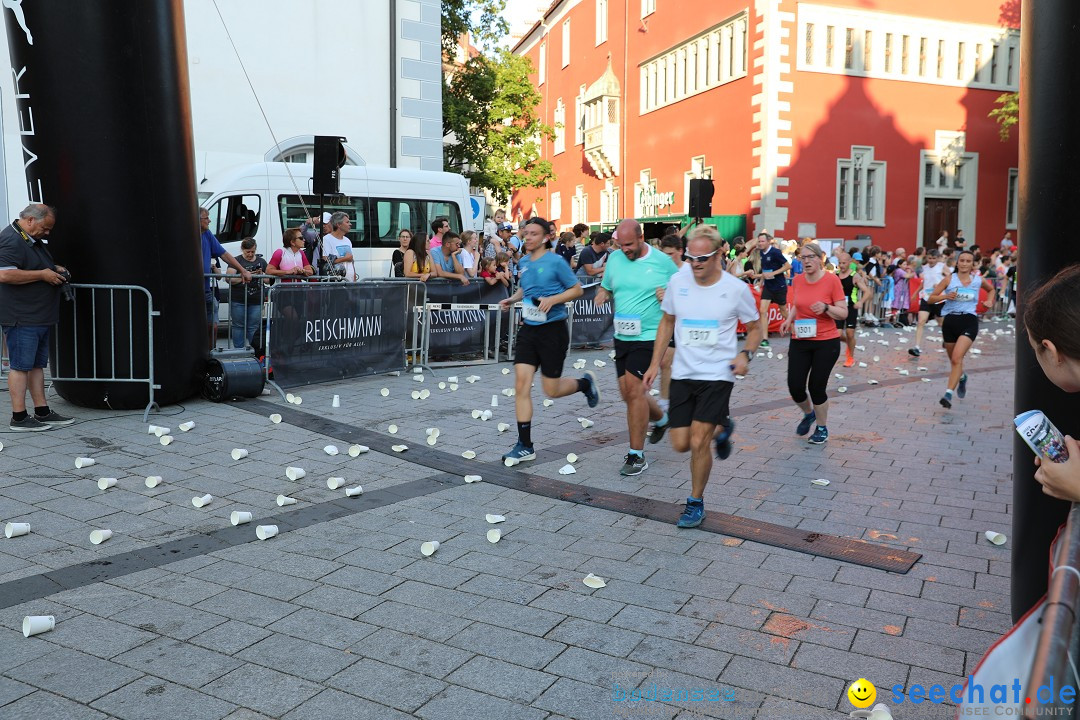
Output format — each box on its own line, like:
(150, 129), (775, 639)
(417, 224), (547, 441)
(575, 233), (610, 282)
(752, 232), (790, 349)
(0, 204), (75, 431)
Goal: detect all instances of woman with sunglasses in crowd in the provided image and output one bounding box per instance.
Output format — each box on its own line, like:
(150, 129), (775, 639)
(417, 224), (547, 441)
(779, 242), (848, 444)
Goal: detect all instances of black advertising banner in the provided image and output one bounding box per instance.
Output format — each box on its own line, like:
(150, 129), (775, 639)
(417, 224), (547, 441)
(268, 283), (407, 388)
(570, 283), (614, 346)
(423, 280), (510, 357)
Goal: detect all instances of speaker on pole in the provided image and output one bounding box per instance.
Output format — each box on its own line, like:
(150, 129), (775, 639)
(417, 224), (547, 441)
(688, 178), (714, 219)
(313, 136), (347, 195)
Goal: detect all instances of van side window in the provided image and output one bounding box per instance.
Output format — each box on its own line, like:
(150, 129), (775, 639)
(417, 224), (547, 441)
(371, 198), (464, 248)
(278, 195), (366, 247)
(206, 195), (261, 244)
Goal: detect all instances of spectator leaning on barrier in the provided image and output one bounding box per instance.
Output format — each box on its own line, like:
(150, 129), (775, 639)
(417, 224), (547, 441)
(404, 232), (433, 282)
(575, 233), (611, 281)
(0, 203), (77, 432)
(432, 231), (469, 285)
(226, 237), (269, 350)
(266, 228), (313, 282)
(555, 231), (577, 266)
(200, 206), (251, 349)
(459, 230), (480, 279)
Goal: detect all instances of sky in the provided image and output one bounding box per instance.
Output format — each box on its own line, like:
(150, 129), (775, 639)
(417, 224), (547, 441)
(500, 0), (548, 49)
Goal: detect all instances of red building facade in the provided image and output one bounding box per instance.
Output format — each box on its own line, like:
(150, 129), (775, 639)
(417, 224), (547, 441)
(511, 0), (1019, 250)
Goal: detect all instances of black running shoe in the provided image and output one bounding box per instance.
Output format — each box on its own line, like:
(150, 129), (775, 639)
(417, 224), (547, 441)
(957, 373), (968, 399)
(648, 419), (669, 445)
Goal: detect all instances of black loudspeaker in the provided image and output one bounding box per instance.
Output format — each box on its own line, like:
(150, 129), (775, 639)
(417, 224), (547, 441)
(688, 178), (714, 219)
(313, 135), (348, 195)
(203, 356), (265, 402)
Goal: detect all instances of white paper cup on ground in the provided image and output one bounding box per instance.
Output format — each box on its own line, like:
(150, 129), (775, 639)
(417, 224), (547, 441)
(467, 375), (480, 383)
(462, 450), (477, 459)
(392, 444), (408, 452)
(286, 393), (295, 403)
(558, 464), (577, 475)
(419, 389), (430, 400)
(413, 367), (423, 374)
(504, 457), (519, 467)
(345, 485), (363, 497)
(567, 453), (578, 463)
(324, 445), (339, 456)
(491, 395), (499, 407)
(582, 573), (606, 589)
(420, 540), (440, 556)
(426, 427), (441, 438)
(327, 477), (347, 490)
(269, 413), (282, 424)
(438, 382), (446, 390)
(75, 457), (96, 469)
(230, 511), (252, 526)
(22, 615), (54, 638)
(388, 424), (398, 434)
(501, 388), (514, 397)
(426, 435), (437, 446)
(154, 427), (170, 437)
(542, 399), (554, 407)
(487, 529), (502, 543)
(449, 383), (458, 391)
(89, 529), (112, 545)
(485, 514), (506, 524)
(332, 395), (340, 408)
(580, 419), (594, 429)
(348, 444), (368, 456)
(231, 448), (249, 461)
(285, 467), (306, 481)
(147, 424), (163, 435)
(480, 411), (493, 421)
(985, 530), (1007, 546)
(192, 494), (213, 508)
(97, 478), (117, 491)
(497, 423), (510, 433)
(413, 374), (425, 383)
(178, 421), (195, 432)
(159, 435), (174, 446)
(502, 368), (510, 375)
(5, 522), (30, 538)
(277, 494), (297, 506)
(411, 390), (421, 400)
(811, 478), (831, 486)
(380, 388), (390, 397)
(448, 376), (459, 383)
(464, 475), (483, 483)
(256, 524), (279, 540)
(145, 475), (163, 488)
(471, 409), (482, 419)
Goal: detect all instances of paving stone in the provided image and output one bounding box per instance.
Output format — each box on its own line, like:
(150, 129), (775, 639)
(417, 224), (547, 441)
(533, 676), (645, 720)
(192, 589), (299, 628)
(202, 664), (323, 718)
(0, 689), (111, 720)
(382, 580), (486, 616)
(445, 655), (559, 704)
(228, 569), (319, 602)
(543, 647), (652, 689)
(416, 684), (548, 720)
(6, 647), (143, 704)
(319, 565), (404, 595)
(113, 636), (242, 688)
(357, 599), (470, 642)
(353, 627), (473, 678)
(626, 635), (732, 681)
(189, 620), (274, 656)
(851, 629), (966, 675)
(46, 614), (156, 660)
(530, 588), (625, 623)
(88, 676), (236, 720)
(790, 641), (909, 687)
(463, 597), (566, 637)
(720, 655), (844, 709)
(111, 597), (229, 640)
(448, 621), (567, 670)
(547, 617), (645, 657)
(290, 585), (382, 618)
(457, 573), (549, 604)
(326, 657), (446, 712)
(677, 596), (768, 630)
(281, 688), (414, 720)
(639, 667), (760, 719)
(0, 676), (34, 707)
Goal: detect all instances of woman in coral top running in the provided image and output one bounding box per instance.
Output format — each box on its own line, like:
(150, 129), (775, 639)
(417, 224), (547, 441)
(779, 242), (849, 444)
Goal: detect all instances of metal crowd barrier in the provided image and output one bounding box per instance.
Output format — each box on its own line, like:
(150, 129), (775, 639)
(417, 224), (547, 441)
(419, 299), (505, 368)
(359, 277), (427, 372)
(52, 283), (161, 421)
(204, 271), (297, 353)
(1025, 503), (1080, 718)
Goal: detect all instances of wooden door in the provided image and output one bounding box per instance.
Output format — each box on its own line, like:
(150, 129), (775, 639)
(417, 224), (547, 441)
(923, 198), (959, 249)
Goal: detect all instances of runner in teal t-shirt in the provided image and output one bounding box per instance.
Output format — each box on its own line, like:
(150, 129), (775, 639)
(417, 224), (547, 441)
(595, 219), (678, 476)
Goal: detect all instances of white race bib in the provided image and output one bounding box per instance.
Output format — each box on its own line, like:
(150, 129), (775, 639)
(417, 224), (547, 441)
(794, 319), (818, 338)
(614, 314), (642, 336)
(679, 319), (719, 347)
(521, 302), (548, 323)
(954, 289), (977, 303)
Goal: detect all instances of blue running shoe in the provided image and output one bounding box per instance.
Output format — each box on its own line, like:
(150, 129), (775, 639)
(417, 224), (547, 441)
(677, 498), (706, 528)
(807, 426), (829, 445)
(502, 442), (536, 463)
(957, 373), (968, 399)
(715, 418), (735, 460)
(582, 371), (601, 408)
(796, 411), (816, 436)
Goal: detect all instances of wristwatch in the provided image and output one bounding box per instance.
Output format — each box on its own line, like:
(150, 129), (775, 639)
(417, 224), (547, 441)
(739, 349), (753, 362)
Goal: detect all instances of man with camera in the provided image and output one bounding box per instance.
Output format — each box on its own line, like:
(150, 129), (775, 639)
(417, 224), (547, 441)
(0, 204), (75, 431)
(320, 211), (356, 281)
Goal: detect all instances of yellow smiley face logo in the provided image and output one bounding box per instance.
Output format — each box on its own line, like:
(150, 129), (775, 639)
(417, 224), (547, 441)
(847, 678), (877, 709)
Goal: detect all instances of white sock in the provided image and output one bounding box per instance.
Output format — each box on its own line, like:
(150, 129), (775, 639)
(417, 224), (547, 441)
(658, 398), (669, 413)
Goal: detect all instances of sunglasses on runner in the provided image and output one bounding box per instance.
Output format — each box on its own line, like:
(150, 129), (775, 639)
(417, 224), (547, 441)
(684, 249), (720, 263)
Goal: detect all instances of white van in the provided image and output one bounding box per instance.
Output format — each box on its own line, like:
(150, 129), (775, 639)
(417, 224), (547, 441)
(200, 162), (472, 279)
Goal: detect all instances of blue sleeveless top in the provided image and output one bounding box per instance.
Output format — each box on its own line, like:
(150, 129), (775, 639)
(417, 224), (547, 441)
(941, 273), (980, 316)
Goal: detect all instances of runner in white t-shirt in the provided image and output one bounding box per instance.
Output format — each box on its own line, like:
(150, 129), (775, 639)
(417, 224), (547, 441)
(643, 226), (761, 528)
(909, 249), (950, 357)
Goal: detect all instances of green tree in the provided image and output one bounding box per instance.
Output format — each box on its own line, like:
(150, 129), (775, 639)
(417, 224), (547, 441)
(989, 91), (1019, 142)
(443, 49), (555, 204)
(441, 0), (508, 60)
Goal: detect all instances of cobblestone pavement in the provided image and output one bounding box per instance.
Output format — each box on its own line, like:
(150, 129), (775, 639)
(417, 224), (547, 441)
(0, 318), (1018, 719)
